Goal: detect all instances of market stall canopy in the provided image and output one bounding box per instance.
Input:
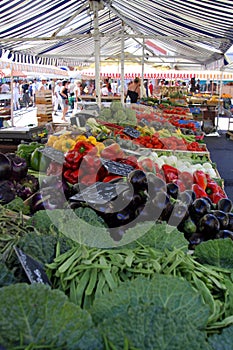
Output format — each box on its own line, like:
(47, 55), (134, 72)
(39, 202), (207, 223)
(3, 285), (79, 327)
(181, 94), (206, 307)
(0, 60), (69, 79)
(1, 0), (233, 70)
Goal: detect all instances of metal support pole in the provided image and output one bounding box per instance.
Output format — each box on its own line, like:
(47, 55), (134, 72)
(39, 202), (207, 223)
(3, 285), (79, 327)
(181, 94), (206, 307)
(120, 22), (125, 105)
(93, 1), (101, 107)
(141, 38), (145, 98)
(10, 63), (14, 127)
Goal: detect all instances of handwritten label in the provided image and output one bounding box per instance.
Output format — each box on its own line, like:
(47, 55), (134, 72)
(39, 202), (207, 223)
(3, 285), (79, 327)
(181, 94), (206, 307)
(69, 181), (128, 205)
(14, 246), (51, 285)
(101, 159), (135, 177)
(123, 126), (141, 138)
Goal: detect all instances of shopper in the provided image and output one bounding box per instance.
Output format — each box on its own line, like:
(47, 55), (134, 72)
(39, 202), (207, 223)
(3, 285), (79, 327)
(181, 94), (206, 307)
(59, 80), (69, 122)
(12, 80), (20, 111)
(53, 80), (62, 115)
(126, 77), (141, 103)
(21, 79), (30, 108)
(74, 80), (82, 110)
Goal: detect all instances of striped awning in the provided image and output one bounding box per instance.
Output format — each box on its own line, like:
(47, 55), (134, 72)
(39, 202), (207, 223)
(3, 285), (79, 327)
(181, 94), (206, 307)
(0, 0), (233, 69)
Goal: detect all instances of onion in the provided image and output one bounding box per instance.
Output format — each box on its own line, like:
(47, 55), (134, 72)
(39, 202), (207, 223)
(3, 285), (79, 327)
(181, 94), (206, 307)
(0, 153), (12, 181)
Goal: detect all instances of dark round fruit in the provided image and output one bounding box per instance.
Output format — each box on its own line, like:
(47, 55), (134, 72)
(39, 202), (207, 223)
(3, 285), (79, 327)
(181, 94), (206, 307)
(211, 210), (229, 230)
(128, 169), (148, 191)
(217, 198), (233, 213)
(198, 213), (220, 238)
(166, 182), (179, 199)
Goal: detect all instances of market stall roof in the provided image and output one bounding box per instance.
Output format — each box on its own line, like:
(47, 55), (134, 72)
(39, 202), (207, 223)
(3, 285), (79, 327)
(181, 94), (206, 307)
(1, 0), (233, 70)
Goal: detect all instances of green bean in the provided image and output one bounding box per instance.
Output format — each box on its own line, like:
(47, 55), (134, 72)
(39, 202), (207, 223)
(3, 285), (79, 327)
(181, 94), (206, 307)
(85, 268), (98, 296)
(100, 256), (117, 290)
(95, 270), (107, 297)
(58, 249), (81, 274)
(75, 269), (91, 307)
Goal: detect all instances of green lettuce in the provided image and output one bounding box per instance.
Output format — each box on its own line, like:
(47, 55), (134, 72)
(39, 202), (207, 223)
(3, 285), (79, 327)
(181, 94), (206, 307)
(91, 274), (211, 350)
(208, 325), (233, 350)
(0, 283), (103, 349)
(194, 238), (233, 269)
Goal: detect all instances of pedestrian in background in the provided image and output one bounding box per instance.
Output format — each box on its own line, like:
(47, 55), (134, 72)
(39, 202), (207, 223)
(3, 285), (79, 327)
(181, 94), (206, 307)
(59, 80), (69, 122)
(53, 80), (62, 115)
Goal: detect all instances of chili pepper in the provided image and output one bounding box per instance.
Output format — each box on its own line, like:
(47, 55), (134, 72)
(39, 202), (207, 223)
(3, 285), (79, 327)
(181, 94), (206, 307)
(193, 170), (207, 190)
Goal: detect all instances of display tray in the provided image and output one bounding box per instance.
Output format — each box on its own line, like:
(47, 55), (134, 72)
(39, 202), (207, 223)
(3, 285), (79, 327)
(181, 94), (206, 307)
(0, 125), (46, 142)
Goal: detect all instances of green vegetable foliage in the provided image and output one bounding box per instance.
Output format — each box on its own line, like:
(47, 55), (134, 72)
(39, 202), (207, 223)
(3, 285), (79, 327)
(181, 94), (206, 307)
(0, 283), (103, 349)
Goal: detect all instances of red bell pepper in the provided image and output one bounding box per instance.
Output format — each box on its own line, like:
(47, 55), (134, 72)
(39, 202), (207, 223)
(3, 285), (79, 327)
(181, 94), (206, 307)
(192, 184), (207, 198)
(179, 171), (194, 190)
(193, 170), (207, 190)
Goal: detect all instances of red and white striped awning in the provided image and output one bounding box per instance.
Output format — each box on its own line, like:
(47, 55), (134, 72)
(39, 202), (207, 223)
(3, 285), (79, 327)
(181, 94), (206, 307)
(80, 68), (233, 81)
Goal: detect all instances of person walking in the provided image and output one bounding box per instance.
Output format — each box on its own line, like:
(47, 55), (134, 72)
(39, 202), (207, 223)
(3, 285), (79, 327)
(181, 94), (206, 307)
(59, 80), (69, 122)
(12, 80), (20, 110)
(53, 80), (62, 115)
(21, 79), (30, 108)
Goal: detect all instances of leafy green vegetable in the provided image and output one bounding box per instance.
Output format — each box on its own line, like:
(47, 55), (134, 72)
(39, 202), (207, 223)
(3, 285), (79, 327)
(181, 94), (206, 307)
(25, 209), (58, 235)
(73, 207), (108, 228)
(0, 262), (17, 287)
(123, 222), (188, 251)
(194, 239), (233, 269)
(4, 196), (30, 215)
(91, 275), (211, 350)
(18, 232), (73, 265)
(208, 325), (233, 350)
(0, 283), (103, 350)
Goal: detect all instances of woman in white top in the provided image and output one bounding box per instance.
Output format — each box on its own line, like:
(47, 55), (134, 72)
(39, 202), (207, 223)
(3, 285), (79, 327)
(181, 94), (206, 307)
(13, 80), (20, 110)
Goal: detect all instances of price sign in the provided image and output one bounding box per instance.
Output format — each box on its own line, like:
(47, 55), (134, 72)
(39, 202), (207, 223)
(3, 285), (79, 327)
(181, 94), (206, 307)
(101, 159), (134, 177)
(123, 126), (141, 138)
(140, 118), (150, 126)
(14, 247), (51, 285)
(69, 181), (128, 205)
(38, 146), (64, 164)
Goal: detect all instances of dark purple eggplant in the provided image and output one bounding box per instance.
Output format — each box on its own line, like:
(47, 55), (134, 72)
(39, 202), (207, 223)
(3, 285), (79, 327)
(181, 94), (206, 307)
(0, 180), (15, 204)
(6, 153), (28, 181)
(128, 169), (148, 192)
(30, 190), (58, 213)
(179, 216), (197, 239)
(0, 153), (12, 181)
(198, 213), (220, 239)
(151, 191), (171, 221)
(211, 210), (229, 230)
(215, 230), (233, 240)
(166, 183), (179, 199)
(189, 198), (211, 221)
(41, 175), (70, 199)
(217, 198), (233, 213)
(188, 232), (205, 249)
(227, 212), (233, 231)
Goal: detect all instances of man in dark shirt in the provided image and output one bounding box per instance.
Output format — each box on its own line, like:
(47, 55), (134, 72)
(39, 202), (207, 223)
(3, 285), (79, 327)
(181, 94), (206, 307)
(21, 80), (31, 108)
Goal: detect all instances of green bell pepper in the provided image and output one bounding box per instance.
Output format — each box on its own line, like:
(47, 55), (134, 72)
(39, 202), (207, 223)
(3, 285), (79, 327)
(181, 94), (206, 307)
(30, 147), (50, 172)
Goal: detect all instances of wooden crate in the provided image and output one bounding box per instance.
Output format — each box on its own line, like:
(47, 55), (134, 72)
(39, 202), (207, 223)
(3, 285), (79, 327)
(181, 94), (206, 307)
(37, 104), (53, 114)
(35, 91), (53, 105)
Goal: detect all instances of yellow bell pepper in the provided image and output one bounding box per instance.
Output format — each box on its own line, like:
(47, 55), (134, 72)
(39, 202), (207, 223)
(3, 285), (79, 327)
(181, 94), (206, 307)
(95, 142), (105, 155)
(47, 135), (58, 147)
(61, 139), (76, 152)
(87, 136), (97, 145)
(76, 135), (87, 142)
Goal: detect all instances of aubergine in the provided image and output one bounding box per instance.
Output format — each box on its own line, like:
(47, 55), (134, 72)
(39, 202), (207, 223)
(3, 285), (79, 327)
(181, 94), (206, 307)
(211, 210), (229, 230)
(217, 198), (233, 213)
(227, 212), (233, 231)
(188, 232), (205, 249)
(128, 169), (148, 192)
(189, 198), (211, 221)
(166, 183), (179, 199)
(0, 153), (12, 181)
(215, 229), (233, 240)
(202, 196), (214, 209)
(151, 191), (171, 221)
(198, 213), (220, 239)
